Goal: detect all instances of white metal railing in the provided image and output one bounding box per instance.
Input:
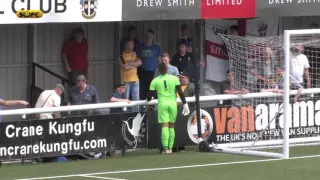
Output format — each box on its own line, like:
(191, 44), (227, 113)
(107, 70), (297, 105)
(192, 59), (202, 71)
(0, 88), (319, 116)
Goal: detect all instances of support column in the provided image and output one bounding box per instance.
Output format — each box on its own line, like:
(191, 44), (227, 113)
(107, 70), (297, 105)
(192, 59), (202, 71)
(27, 24), (37, 106)
(113, 22), (123, 87)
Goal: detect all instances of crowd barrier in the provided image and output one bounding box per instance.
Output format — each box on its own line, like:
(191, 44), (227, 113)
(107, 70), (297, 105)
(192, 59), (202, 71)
(0, 89), (319, 162)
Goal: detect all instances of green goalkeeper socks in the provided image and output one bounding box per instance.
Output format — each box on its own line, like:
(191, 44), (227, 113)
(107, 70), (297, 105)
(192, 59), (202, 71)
(168, 128), (175, 149)
(161, 127), (169, 150)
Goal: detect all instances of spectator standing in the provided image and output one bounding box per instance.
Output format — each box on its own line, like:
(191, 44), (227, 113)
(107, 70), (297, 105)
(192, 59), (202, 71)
(179, 24), (192, 53)
(290, 44), (311, 88)
(120, 40), (141, 112)
(220, 70), (249, 105)
(120, 26), (141, 54)
(35, 84), (64, 119)
(138, 29), (161, 100)
(154, 53), (179, 77)
(230, 25), (239, 36)
(171, 40), (195, 81)
(110, 83), (131, 113)
(289, 44), (311, 103)
(63, 28), (89, 84)
(0, 98), (29, 122)
(68, 74), (99, 116)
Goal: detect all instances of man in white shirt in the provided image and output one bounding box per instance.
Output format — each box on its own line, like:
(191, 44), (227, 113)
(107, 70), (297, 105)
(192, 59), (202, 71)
(289, 44), (311, 103)
(35, 84), (64, 119)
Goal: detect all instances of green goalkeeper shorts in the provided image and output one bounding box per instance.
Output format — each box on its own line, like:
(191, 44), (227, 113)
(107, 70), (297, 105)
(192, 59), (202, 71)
(158, 102), (178, 124)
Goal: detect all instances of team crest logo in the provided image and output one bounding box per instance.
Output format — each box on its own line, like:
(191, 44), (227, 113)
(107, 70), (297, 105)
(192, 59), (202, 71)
(187, 109), (213, 144)
(121, 113), (146, 148)
(80, 0), (98, 19)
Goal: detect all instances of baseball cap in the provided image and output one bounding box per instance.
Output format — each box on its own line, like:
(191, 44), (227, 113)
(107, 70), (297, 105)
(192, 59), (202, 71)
(178, 71), (189, 78)
(56, 84), (65, 91)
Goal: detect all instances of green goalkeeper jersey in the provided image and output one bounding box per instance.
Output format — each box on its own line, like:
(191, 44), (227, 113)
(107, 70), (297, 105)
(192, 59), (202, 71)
(149, 74), (180, 103)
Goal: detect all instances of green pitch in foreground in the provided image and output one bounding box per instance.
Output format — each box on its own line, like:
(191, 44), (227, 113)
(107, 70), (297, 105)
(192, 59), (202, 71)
(1, 146), (320, 180)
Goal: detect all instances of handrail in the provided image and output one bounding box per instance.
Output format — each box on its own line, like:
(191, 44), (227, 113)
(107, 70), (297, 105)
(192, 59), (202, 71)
(3, 88), (320, 116)
(32, 62), (74, 86)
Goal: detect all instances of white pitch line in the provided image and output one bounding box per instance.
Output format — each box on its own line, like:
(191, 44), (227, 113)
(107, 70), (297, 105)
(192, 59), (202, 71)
(15, 154), (320, 180)
(79, 175), (127, 180)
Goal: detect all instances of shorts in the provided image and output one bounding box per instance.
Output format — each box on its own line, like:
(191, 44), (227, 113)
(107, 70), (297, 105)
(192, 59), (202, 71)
(291, 83), (303, 90)
(158, 102), (177, 124)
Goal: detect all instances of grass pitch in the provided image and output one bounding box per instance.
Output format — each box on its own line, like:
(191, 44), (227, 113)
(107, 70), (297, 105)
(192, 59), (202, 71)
(1, 146), (320, 180)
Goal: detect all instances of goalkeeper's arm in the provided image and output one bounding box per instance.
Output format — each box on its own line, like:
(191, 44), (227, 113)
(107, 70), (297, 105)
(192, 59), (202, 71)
(176, 85), (187, 104)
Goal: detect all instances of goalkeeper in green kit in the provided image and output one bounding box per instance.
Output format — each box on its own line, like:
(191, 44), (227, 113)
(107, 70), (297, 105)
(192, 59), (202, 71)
(147, 61), (190, 154)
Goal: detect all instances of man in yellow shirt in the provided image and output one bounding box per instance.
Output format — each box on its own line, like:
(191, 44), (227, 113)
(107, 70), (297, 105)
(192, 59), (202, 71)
(120, 39), (142, 112)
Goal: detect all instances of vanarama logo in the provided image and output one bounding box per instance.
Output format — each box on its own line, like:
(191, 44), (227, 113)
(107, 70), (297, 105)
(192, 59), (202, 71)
(214, 99), (320, 143)
(16, 10), (43, 18)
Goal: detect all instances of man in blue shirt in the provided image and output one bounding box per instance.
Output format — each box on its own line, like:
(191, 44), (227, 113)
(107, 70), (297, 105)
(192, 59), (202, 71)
(68, 74), (99, 116)
(138, 29), (161, 100)
(154, 53), (179, 77)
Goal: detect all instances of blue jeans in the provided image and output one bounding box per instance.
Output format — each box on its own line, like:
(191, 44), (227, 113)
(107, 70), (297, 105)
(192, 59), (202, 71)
(125, 81), (140, 112)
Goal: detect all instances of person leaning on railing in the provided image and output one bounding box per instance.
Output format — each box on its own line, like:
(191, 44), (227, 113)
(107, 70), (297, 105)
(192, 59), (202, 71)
(0, 98), (29, 122)
(34, 84), (64, 119)
(110, 82), (131, 113)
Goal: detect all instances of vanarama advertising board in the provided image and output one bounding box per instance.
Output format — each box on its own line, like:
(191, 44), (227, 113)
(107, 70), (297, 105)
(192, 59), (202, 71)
(148, 98), (320, 148)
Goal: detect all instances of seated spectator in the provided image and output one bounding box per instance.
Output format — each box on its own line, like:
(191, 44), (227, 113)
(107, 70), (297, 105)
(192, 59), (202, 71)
(177, 71), (195, 98)
(171, 40), (195, 81)
(258, 76), (280, 93)
(68, 74), (99, 116)
(35, 84), (64, 119)
(110, 82), (131, 113)
(120, 39), (141, 112)
(154, 53), (179, 77)
(220, 70), (249, 105)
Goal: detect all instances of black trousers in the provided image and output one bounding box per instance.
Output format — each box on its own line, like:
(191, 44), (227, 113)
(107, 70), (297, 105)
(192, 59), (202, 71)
(138, 68), (155, 100)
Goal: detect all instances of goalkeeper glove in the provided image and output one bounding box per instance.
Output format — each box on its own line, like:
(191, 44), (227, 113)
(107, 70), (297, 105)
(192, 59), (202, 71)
(182, 103), (190, 116)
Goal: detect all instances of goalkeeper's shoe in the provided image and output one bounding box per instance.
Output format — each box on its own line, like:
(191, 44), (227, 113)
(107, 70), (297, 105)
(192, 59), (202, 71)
(161, 149), (170, 155)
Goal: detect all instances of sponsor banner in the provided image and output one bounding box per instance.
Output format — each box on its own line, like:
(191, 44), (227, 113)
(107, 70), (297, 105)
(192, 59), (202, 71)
(201, 0), (256, 19)
(205, 19), (237, 82)
(0, 0), (121, 24)
(121, 0), (200, 21)
(256, 0), (320, 17)
(148, 98), (320, 148)
(0, 112), (147, 160)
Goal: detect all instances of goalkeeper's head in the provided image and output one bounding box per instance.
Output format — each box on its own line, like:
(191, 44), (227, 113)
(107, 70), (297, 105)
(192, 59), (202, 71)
(158, 62), (168, 75)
